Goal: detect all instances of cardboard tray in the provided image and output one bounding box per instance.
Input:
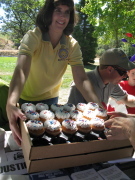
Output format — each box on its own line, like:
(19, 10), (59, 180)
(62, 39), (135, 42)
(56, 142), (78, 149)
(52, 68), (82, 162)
(20, 120), (134, 173)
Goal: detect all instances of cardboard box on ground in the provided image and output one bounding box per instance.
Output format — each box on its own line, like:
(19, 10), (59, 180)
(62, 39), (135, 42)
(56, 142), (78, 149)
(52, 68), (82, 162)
(19, 119), (134, 174)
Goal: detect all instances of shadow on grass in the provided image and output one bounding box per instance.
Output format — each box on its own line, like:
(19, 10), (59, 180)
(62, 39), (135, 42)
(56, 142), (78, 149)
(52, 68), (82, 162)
(84, 64), (97, 71)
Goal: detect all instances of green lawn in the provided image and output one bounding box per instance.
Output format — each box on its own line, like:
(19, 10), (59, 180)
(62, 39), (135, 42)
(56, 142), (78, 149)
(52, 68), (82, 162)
(0, 57), (17, 82)
(0, 57), (97, 88)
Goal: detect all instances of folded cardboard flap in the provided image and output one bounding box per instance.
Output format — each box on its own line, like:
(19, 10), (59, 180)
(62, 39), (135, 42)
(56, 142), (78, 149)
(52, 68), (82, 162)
(27, 147), (133, 173)
(29, 139), (132, 160)
(20, 119), (32, 157)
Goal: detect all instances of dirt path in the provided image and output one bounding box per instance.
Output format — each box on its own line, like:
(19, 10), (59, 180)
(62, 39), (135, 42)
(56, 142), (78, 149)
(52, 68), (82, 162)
(58, 88), (70, 104)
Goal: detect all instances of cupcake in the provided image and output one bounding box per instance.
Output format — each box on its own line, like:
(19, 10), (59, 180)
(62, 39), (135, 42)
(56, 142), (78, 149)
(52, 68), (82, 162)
(39, 110), (55, 122)
(70, 110), (82, 121)
(44, 119), (62, 136)
(62, 119), (78, 135)
(55, 110), (70, 124)
(21, 103), (36, 112)
(94, 107), (108, 120)
(63, 103), (75, 112)
(90, 117), (105, 132)
(36, 103), (49, 113)
(76, 103), (87, 112)
(76, 118), (91, 134)
(83, 109), (95, 120)
(25, 110), (40, 120)
(26, 120), (45, 137)
(50, 104), (64, 112)
(86, 102), (99, 111)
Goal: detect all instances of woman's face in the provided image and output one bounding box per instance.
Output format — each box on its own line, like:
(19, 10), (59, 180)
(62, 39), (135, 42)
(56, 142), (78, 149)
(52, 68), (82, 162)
(127, 68), (135, 85)
(49, 5), (70, 33)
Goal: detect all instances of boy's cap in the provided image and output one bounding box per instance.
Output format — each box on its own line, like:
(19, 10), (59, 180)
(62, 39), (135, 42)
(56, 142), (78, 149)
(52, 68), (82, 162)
(100, 48), (135, 70)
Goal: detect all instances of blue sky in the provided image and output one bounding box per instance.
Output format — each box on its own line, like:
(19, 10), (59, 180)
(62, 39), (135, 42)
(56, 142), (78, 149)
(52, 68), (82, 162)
(74, 0), (79, 3)
(0, 8), (5, 16)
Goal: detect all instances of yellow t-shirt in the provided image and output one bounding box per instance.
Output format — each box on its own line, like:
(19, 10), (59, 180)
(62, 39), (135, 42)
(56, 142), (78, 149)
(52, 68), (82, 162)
(19, 27), (83, 101)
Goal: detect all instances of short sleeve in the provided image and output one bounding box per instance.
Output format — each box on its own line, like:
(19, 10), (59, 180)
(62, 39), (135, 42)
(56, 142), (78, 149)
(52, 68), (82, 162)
(18, 27), (41, 57)
(67, 36), (83, 67)
(110, 84), (127, 100)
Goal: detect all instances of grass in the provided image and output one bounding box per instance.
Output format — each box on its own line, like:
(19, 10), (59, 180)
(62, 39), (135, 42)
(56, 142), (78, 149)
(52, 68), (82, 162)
(0, 57), (97, 88)
(0, 57), (17, 82)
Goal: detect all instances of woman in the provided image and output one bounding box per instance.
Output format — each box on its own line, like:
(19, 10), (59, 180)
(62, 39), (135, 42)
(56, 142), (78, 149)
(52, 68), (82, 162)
(6, 0), (101, 146)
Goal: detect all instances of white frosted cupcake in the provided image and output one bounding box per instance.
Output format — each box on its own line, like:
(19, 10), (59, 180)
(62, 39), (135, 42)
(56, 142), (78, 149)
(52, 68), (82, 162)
(55, 110), (70, 124)
(25, 110), (40, 120)
(36, 103), (49, 112)
(83, 109), (95, 120)
(44, 119), (62, 136)
(26, 120), (45, 137)
(94, 108), (108, 120)
(76, 103), (87, 112)
(70, 110), (82, 121)
(76, 118), (91, 133)
(39, 110), (55, 122)
(50, 104), (64, 112)
(90, 117), (105, 131)
(62, 119), (78, 135)
(63, 103), (75, 112)
(21, 103), (36, 112)
(86, 102), (99, 111)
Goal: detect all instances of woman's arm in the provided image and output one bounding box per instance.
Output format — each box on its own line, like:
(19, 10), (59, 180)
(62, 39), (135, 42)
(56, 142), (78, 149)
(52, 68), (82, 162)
(71, 66), (103, 108)
(6, 54), (32, 145)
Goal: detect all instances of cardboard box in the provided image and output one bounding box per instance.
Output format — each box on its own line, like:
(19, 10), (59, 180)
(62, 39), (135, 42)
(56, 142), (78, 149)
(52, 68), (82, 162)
(20, 120), (134, 173)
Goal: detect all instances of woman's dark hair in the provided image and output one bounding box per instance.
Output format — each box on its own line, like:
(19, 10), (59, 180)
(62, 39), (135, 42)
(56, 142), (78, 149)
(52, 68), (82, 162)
(36, 0), (78, 35)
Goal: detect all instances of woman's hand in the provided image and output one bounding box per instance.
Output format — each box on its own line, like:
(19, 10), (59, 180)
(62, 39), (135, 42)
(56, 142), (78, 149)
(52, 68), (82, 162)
(6, 104), (26, 146)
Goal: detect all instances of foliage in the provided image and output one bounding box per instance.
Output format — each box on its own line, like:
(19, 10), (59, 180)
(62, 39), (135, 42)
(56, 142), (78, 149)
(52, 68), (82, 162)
(73, 0), (98, 64)
(0, 0), (44, 44)
(82, 0), (135, 51)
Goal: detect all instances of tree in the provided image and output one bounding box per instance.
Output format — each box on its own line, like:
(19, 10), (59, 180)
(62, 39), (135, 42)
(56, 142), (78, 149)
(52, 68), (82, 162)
(0, 0), (43, 44)
(82, 0), (135, 49)
(73, 0), (98, 64)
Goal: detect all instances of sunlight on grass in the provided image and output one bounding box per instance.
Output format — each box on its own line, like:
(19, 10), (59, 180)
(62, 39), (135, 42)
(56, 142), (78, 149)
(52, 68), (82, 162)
(61, 65), (73, 88)
(0, 57), (17, 72)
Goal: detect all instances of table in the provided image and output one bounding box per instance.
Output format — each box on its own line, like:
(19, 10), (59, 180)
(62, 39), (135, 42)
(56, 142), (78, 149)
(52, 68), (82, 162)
(0, 131), (135, 180)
